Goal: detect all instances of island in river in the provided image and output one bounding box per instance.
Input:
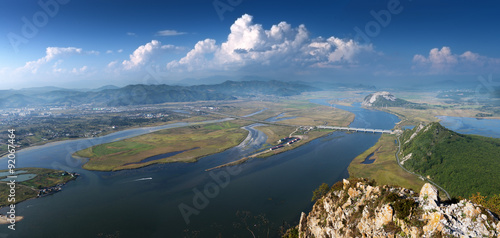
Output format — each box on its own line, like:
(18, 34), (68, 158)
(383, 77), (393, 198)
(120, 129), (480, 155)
(73, 100), (355, 171)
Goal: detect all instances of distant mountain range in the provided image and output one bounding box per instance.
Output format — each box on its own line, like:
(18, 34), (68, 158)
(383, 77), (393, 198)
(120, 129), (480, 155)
(0, 80), (319, 108)
(362, 91), (427, 109)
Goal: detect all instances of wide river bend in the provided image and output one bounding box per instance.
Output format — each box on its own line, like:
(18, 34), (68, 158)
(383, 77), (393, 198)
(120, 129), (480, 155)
(0, 99), (399, 237)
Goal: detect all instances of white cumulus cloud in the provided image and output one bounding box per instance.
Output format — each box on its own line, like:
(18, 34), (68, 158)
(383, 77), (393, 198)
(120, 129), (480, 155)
(167, 39), (217, 71)
(167, 14), (374, 72)
(121, 40), (180, 70)
(327, 37), (373, 63)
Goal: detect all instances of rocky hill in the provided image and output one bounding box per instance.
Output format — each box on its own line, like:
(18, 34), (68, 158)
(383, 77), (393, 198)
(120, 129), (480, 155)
(293, 178), (500, 237)
(362, 91), (426, 109)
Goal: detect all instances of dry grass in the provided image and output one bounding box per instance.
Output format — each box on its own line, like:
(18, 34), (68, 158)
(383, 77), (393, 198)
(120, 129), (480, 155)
(348, 134), (425, 192)
(76, 99), (357, 171)
(220, 100), (355, 127)
(75, 120), (251, 171)
(277, 105), (354, 126)
(254, 125), (295, 145)
(254, 128), (334, 158)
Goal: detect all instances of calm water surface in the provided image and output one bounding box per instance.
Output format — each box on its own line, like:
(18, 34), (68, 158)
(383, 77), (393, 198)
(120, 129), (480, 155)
(0, 99), (399, 237)
(437, 116), (500, 138)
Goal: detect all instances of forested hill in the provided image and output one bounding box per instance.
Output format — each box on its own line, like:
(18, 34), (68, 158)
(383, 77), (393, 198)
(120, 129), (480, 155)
(0, 80), (318, 108)
(399, 122), (500, 198)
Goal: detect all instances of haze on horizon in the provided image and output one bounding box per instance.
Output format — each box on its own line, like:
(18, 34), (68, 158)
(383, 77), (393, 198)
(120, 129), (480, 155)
(2, 0), (500, 90)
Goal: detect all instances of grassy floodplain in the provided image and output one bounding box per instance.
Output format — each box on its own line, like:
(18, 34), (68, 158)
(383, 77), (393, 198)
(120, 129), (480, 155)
(348, 134), (426, 193)
(75, 120), (251, 171)
(224, 99), (355, 158)
(207, 100), (355, 169)
(223, 99), (355, 129)
(254, 101), (354, 157)
(75, 99), (356, 171)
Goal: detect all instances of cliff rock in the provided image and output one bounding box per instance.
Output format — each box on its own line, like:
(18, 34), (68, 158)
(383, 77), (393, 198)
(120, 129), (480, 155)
(296, 178), (500, 237)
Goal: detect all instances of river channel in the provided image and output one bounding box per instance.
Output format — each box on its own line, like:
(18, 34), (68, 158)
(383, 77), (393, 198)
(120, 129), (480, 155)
(0, 99), (399, 237)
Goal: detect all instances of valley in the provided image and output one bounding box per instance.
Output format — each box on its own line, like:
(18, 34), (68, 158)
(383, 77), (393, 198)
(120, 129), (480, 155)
(1, 83), (500, 237)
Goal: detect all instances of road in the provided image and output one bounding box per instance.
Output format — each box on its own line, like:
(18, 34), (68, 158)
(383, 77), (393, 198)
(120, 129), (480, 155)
(395, 135), (451, 200)
(206, 108), (450, 199)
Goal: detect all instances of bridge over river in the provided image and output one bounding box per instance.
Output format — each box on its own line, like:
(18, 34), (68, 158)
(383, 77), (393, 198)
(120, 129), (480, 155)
(317, 126), (394, 134)
(199, 110), (395, 134)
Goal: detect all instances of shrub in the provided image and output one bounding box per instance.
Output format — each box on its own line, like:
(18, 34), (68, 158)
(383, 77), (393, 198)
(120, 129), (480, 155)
(393, 198), (418, 220)
(283, 227), (299, 238)
(383, 221), (401, 233)
(312, 183), (330, 202)
(330, 180), (343, 192)
(386, 192), (400, 203)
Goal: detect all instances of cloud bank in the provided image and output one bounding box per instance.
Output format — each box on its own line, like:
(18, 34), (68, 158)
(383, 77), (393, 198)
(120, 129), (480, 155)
(18, 47), (97, 73)
(413, 46), (500, 74)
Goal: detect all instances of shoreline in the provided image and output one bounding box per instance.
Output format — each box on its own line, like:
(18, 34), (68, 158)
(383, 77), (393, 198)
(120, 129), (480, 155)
(76, 101), (357, 172)
(0, 117), (235, 168)
(204, 133), (323, 171)
(0, 116), (226, 160)
(205, 100), (358, 171)
(0, 170), (78, 212)
(79, 124), (252, 172)
(0, 215), (23, 225)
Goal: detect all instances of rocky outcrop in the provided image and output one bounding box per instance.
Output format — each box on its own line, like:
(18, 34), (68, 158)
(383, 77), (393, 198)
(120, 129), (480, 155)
(399, 153), (412, 165)
(420, 183), (440, 209)
(296, 178), (500, 237)
(403, 124), (425, 145)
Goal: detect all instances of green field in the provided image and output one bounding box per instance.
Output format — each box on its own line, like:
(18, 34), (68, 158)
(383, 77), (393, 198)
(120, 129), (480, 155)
(75, 120), (251, 171)
(0, 168), (76, 207)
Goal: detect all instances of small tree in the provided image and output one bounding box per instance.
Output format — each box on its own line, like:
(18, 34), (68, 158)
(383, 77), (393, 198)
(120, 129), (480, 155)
(312, 183), (330, 202)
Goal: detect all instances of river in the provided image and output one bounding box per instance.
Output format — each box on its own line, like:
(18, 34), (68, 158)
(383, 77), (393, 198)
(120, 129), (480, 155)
(437, 116), (500, 138)
(0, 99), (399, 237)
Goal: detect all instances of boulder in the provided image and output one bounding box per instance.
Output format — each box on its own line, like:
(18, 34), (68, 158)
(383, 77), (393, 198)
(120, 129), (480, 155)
(343, 179), (350, 190)
(497, 222), (500, 237)
(463, 202), (481, 218)
(348, 187), (361, 198)
(375, 204), (393, 228)
(422, 212), (444, 234)
(420, 183), (439, 209)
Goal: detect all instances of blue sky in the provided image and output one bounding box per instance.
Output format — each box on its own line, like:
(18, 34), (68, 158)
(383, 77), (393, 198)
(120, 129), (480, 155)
(1, 0), (500, 89)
